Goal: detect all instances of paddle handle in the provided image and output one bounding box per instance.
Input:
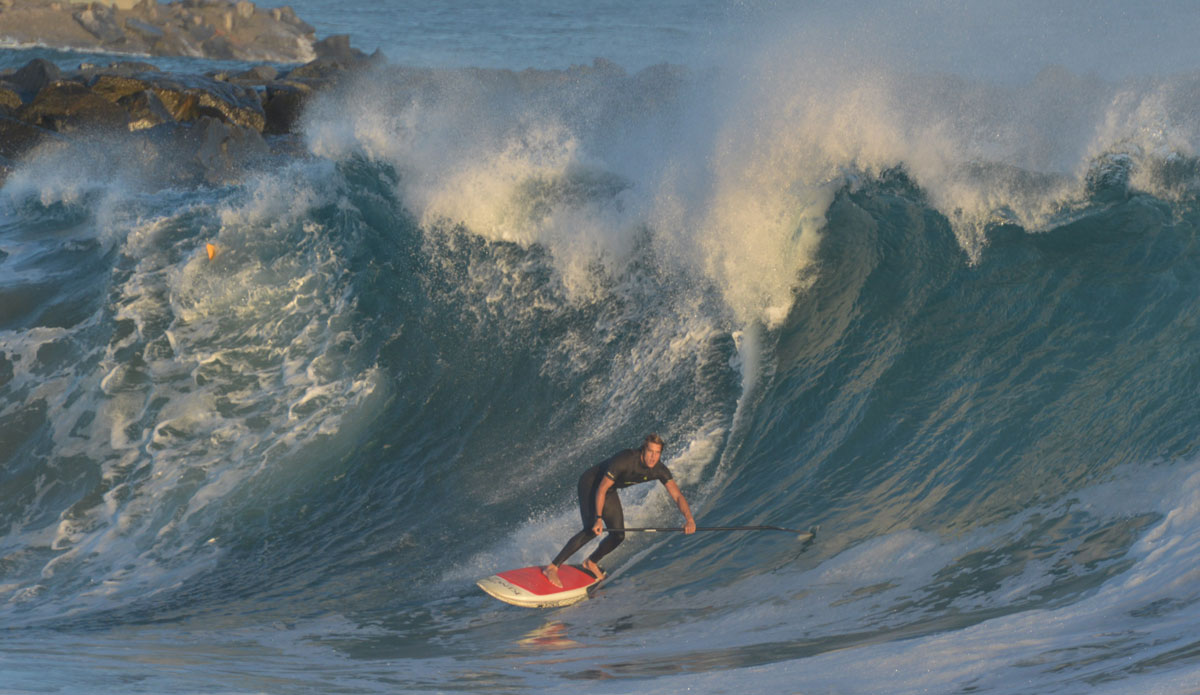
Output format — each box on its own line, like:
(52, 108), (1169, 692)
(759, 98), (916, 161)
(609, 525), (816, 540)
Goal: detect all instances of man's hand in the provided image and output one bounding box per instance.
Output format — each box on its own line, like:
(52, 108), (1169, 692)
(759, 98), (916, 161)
(592, 517), (604, 536)
(665, 480), (696, 535)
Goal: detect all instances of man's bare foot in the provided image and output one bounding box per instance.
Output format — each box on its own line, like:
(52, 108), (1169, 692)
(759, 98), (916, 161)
(582, 559), (606, 581)
(543, 564), (562, 588)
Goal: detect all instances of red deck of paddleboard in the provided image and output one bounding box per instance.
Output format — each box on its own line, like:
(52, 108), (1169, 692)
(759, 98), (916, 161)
(496, 565), (597, 595)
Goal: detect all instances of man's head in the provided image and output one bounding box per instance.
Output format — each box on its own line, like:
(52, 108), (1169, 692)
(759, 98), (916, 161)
(640, 433), (664, 467)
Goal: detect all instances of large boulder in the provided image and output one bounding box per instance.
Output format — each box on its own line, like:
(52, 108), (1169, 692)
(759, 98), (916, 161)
(10, 59), (62, 96)
(146, 74), (265, 131)
(0, 86), (23, 116)
(312, 34), (369, 64)
(282, 51), (383, 93)
(87, 72), (265, 131)
(191, 115), (268, 181)
(0, 0), (321, 62)
(0, 115), (53, 159)
(226, 65), (278, 85)
(151, 27), (204, 58)
(80, 60), (160, 77)
(89, 73), (156, 102)
(75, 5), (127, 45)
(135, 115), (268, 185)
(17, 81), (130, 133)
(261, 81), (313, 135)
(0, 15), (374, 184)
(118, 89), (175, 131)
(201, 34), (236, 60)
(124, 17), (165, 42)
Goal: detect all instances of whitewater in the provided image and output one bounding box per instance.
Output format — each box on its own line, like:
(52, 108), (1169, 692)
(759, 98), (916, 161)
(2, 1), (1200, 693)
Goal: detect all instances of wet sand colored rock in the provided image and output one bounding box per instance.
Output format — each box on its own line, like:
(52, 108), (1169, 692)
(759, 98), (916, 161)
(0, 39), (380, 184)
(0, 0), (318, 63)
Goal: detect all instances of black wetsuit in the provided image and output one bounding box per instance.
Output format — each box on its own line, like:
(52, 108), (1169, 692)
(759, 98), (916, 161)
(551, 448), (674, 567)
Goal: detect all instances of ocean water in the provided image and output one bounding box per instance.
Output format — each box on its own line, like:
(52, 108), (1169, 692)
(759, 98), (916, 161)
(3, 1), (1200, 693)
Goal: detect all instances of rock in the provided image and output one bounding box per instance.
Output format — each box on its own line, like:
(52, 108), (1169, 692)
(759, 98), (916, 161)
(86, 70), (266, 131)
(118, 89), (175, 130)
(0, 0), (324, 63)
(0, 11), (374, 178)
(0, 85), (23, 116)
(11, 59), (62, 96)
(264, 136), (305, 164)
(89, 73), (154, 102)
(313, 34), (369, 64)
(186, 22), (217, 44)
(261, 81), (312, 135)
(283, 58), (341, 82)
(75, 6), (126, 45)
(103, 61), (160, 75)
(135, 114), (268, 185)
(0, 115), (52, 159)
(125, 17), (164, 41)
(192, 115), (267, 179)
(201, 34), (235, 60)
(251, 32), (316, 65)
(143, 74), (265, 131)
(151, 28), (204, 58)
(17, 81), (130, 133)
(227, 65), (278, 86)
(285, 54), (375, 88)
(134, 0), (159, 20)
(269, 5), (312, 33)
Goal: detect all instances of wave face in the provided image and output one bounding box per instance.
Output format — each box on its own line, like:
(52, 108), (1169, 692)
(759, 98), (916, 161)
(4, 4), (1200, 692)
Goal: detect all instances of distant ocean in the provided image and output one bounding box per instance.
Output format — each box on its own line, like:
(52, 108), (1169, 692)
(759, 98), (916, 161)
(3, 1), (1200, 693)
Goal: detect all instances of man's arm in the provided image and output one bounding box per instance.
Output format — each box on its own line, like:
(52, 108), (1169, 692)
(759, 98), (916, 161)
(592, 476), (615, 535)
(664, 480), (696, 534)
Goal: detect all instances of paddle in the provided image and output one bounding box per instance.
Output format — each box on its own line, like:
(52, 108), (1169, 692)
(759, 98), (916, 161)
(610, 525), (817, 541)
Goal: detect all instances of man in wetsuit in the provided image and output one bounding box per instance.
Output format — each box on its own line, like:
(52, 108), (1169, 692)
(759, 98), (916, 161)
(543, 434), (696, 588)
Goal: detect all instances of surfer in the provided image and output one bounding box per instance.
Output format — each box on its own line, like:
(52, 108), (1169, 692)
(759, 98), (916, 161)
(543, 434), (696, 588)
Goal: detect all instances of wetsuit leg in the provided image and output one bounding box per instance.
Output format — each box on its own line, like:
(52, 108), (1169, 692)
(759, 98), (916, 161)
(550, 470), (602, 567)
(587, 490), (625, 564)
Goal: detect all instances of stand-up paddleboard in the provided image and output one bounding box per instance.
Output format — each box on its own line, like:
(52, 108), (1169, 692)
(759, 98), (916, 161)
(478, 526), (815, 607)
(477, 565), (602, 608)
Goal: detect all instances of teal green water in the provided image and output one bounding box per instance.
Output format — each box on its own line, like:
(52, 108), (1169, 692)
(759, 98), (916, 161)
(3, 2), (1200, 693)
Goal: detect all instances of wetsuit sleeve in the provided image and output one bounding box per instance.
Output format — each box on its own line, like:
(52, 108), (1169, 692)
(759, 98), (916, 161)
(656, 463), (674, 485)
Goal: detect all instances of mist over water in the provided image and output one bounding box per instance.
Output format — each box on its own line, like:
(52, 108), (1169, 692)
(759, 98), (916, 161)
(2, 1), (1200, 693)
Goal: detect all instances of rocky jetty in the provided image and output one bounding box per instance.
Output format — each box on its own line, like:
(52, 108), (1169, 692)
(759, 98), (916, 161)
(0, 35), (380, 185)
(0, 0), (319, 63)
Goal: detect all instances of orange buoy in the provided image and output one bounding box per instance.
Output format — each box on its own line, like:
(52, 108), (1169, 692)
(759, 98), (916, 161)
(206, 243), (218, 260)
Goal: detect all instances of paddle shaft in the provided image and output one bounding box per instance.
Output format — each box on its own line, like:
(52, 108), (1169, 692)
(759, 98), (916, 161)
(610, 525), (815, 539)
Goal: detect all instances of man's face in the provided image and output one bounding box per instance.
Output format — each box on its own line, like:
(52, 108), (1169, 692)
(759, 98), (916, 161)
(641, 442), (663, 467)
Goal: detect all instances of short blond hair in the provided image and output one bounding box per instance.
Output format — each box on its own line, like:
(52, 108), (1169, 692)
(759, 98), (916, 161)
(642, 433), (664, 450)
